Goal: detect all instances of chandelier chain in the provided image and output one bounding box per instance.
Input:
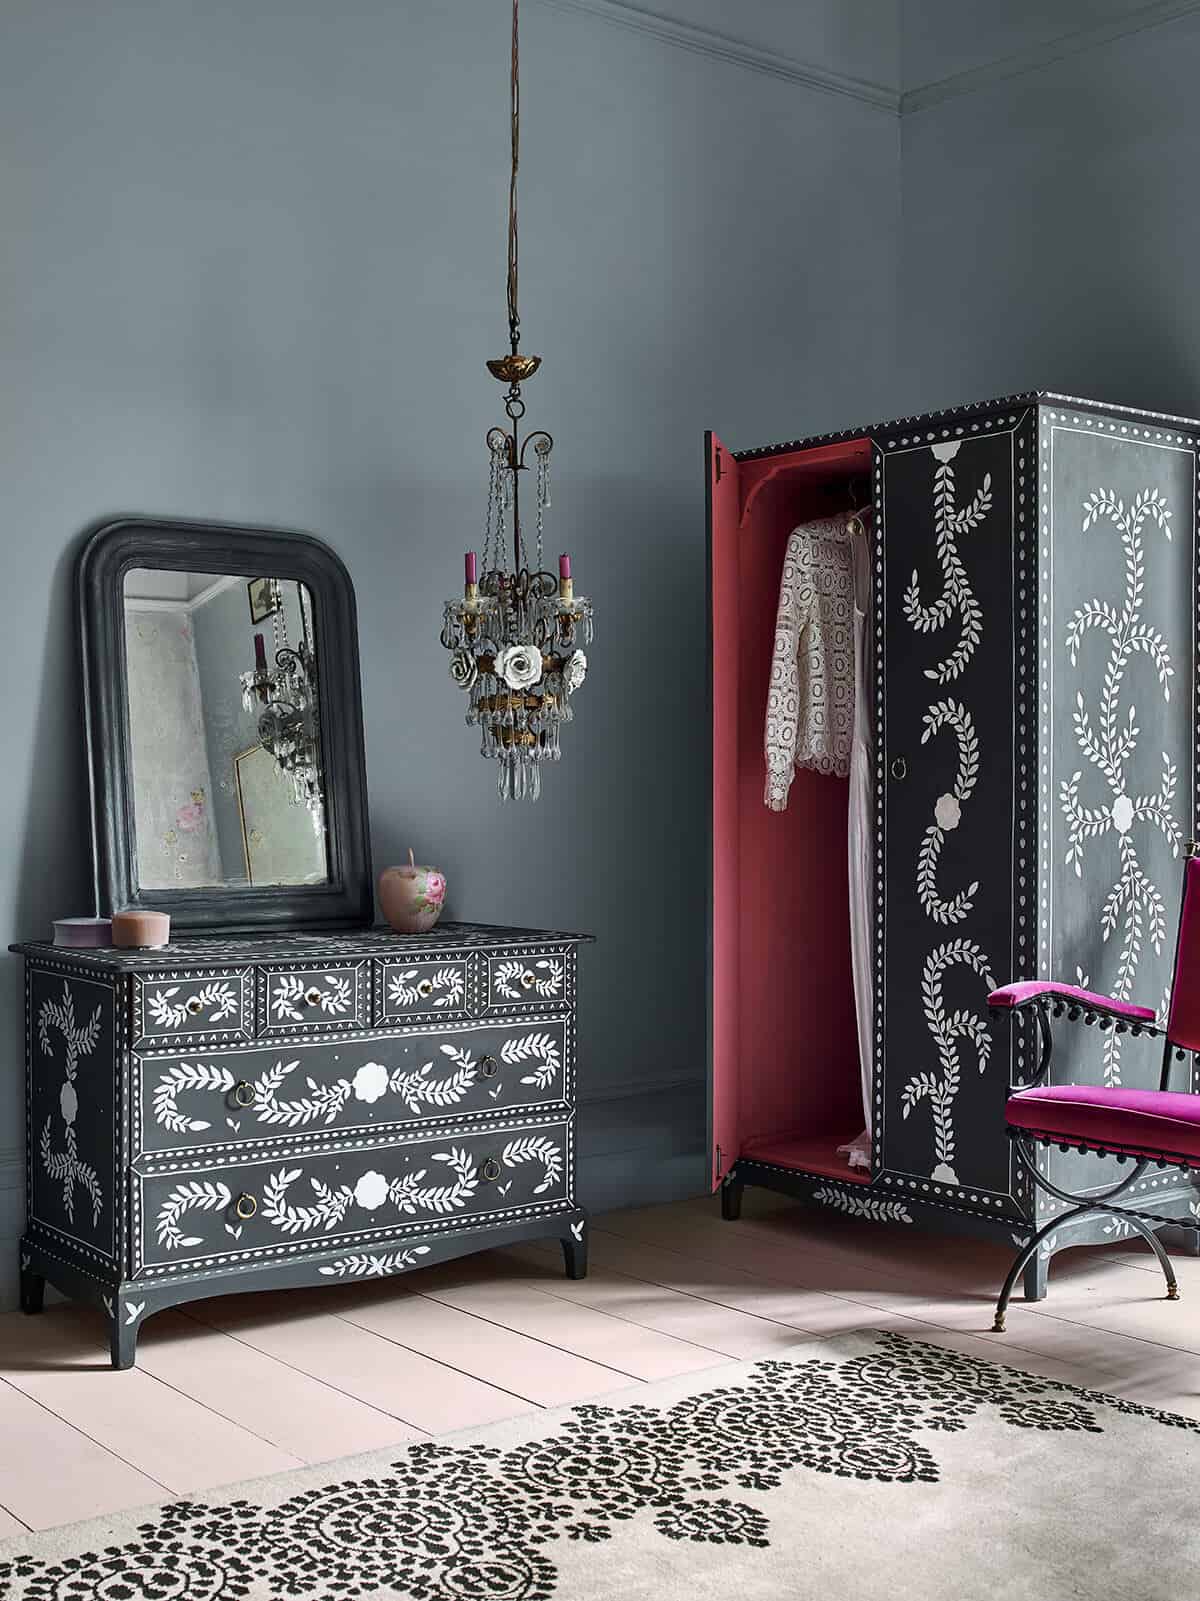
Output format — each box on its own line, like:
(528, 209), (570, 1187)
(506, 0), (521, 355)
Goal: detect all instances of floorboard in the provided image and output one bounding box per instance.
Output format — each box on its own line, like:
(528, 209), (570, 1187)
(6, 1194), (1200, 1535)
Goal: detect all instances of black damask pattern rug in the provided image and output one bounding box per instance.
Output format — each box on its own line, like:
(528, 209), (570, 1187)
(2, 1331), (1197, 1600)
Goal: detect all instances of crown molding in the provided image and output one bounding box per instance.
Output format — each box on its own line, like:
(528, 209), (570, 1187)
(535, 0), (900, 113)
(902, 0), (1200, 114)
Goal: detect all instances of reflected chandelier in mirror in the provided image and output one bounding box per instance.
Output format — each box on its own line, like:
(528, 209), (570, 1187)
(82, 518), (371, 933)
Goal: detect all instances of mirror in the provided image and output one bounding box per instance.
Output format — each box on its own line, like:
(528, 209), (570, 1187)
(123, 571), (329, 891)
(81, 518), (372, 933)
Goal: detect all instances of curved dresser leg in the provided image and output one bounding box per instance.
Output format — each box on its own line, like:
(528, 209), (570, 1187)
(562, 1218), (588, 1280)
(1022, 1250), (1048, 1304)
(109, 1310), (139, 1371)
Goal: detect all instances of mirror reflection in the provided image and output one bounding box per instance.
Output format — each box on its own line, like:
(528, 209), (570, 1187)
(124, 571), (329, 891)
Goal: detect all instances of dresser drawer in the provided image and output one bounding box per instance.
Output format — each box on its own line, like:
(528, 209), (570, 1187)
(133, 969), (253, 1047)
(133, 1116), (573, 1273)
(257, 961), (369, 1036)
(375, 955), (473, 1024)
(134, 1017), (572, 1154)
(484, 950), (572, 1014)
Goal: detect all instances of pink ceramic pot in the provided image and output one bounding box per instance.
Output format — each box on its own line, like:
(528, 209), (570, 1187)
(379, 852), (447, 934)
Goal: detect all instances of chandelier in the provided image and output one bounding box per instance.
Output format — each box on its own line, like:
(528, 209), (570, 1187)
(240, 581), (324, 823)
(440, 0), (593, 802)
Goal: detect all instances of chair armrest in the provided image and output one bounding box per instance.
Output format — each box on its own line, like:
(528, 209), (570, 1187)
(988, 981), (1158, 1030)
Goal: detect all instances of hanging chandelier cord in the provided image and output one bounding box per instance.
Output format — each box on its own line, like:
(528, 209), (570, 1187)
(507, 0), (521, 355)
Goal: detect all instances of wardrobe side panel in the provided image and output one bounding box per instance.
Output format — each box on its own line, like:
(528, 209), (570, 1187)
(1038, 404), (1200, 1212)
(707, 433), (742, 1186)
(875, 411), (1033, 1213)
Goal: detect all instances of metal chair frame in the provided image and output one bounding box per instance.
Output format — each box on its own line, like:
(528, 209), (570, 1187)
(988, 850), (1200, 1333)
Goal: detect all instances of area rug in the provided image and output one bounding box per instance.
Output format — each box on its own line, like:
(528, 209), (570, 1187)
(2, 1330), (1198, 1600)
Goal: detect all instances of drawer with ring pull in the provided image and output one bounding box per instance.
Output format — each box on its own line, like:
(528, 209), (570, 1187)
(133, 1016), (572, 1155)
(131, 1114), (574, 1273)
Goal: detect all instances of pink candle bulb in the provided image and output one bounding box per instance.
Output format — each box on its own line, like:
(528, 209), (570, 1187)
(558, 552), (573, 603)
(464, 551), (478, 585)
(558, 553), (571, 581)
(253, 633), (267, 670)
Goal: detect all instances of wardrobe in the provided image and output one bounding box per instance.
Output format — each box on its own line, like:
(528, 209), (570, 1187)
(707, 392), (1200, 1290)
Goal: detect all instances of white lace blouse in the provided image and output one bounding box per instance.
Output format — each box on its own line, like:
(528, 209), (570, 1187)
(763, 511), (866, 809)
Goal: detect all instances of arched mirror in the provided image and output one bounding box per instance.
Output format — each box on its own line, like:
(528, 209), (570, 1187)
(80, 517), (372, 932)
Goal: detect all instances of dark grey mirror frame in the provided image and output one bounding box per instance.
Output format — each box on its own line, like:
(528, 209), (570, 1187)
(80, 516), (373, 933)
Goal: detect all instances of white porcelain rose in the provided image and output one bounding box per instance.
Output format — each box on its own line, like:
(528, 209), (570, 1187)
(495, 642), (542, 691)
(353, 1170), (390, 1211)
(934, 792), (961, 832)
(448, 647), (478, 690)
(563, 649), (588, 694)
(352, 1062), (390, 1104)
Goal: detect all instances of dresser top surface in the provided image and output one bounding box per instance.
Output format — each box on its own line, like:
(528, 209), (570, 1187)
(10, 921), (592, 971)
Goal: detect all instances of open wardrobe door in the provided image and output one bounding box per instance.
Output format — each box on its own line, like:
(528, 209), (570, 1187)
(706, 431), (741, 1188)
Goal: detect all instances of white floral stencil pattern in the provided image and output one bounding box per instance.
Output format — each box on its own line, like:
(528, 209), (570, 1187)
(146, 981), (239, 1031)
(916, 700), (981, 926)
(37, 982), (104, 1228)
(1060, 485), (1180, 1086)
(903, 442), (993, 685)
(901, 940), (996, 1185)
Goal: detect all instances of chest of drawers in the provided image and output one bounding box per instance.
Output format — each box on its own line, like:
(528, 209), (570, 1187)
(11, 922), (590, 1368)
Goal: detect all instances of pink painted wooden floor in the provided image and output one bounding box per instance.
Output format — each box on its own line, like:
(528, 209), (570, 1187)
(3, 1189), (1200, 1536)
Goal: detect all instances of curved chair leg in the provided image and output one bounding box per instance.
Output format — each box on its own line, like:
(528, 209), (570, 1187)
(1123, 1216), (1179, 1299)
(992, 1206), (1093, 1332)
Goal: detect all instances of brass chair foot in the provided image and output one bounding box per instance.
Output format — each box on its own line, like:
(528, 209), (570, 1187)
(991, 1314), (1006, 1333)
(1167, 1284), (1181, 1301)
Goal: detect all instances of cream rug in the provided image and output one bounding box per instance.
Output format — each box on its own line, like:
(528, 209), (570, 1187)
(1, 1330), (1197, 1600)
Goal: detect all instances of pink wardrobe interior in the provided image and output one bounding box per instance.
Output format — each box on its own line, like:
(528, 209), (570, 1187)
(711, 434), (873, 1186)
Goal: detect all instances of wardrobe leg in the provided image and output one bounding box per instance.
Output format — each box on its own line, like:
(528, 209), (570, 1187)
(19, 1268), (45, 1315)
(1022, 1250), (1048, 1303)
(721, 1180), (743, 1222)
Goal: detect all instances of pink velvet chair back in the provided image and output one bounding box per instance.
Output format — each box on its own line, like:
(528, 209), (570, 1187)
(1166, 855), (1200, 1052)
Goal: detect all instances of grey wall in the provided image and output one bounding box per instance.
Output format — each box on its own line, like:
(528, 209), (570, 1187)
(899, 5), (1200, 418)
(0, 0), (901, 1304)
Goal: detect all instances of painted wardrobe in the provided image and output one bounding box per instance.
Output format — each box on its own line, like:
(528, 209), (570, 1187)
(707, 392), (1200, 1291)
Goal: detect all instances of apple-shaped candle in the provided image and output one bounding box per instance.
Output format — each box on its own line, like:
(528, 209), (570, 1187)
(379, 849), (447, 934)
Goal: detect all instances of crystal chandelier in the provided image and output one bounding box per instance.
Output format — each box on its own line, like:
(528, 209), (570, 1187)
(440, 0), (593, 802)
(240, 581), (324, 822)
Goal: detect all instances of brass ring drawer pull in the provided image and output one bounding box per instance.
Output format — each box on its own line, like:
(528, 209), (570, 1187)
(890, 756), (907, 780)
(479, 1056), (500, 1080)
(481, 1157), (502, 1182)
(235, 1192), (258, 1220)
(233, 1081), (256, 1108)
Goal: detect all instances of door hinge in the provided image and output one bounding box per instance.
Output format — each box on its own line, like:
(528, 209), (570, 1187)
(713, 447), (723, 483)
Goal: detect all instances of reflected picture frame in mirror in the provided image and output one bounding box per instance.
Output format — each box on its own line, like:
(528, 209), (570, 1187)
(79, 517), (372, 933)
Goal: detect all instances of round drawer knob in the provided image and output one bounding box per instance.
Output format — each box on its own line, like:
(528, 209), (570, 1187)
(417, 979), (435, 999)
(233, 1081), (256, 1108)
(185, 996), (204, 1015)
(235, 1192), (258, 1220)
(480, 1157), (502, 1182)
(479, 1056), (499, 1080)
(890, 756), (908, 781)
(520, 971), (536, 990)
(304, 986), (323, 1006)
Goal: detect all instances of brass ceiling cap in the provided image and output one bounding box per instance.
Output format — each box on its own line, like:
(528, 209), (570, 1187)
(487, 353), (541, 383)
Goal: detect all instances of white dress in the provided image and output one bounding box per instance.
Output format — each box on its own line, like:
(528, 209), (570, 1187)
(838, 525), (874, 1172)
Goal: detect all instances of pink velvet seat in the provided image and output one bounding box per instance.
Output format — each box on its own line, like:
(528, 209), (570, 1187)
(1007, 1084), (1200, 1167)
(988, 980), (1156, 1023)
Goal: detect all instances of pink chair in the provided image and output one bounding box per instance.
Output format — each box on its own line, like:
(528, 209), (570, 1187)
(986, 849), (1200, 1332)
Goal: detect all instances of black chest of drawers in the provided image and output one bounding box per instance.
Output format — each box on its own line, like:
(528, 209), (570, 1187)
(11, 922), (590, 1367)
